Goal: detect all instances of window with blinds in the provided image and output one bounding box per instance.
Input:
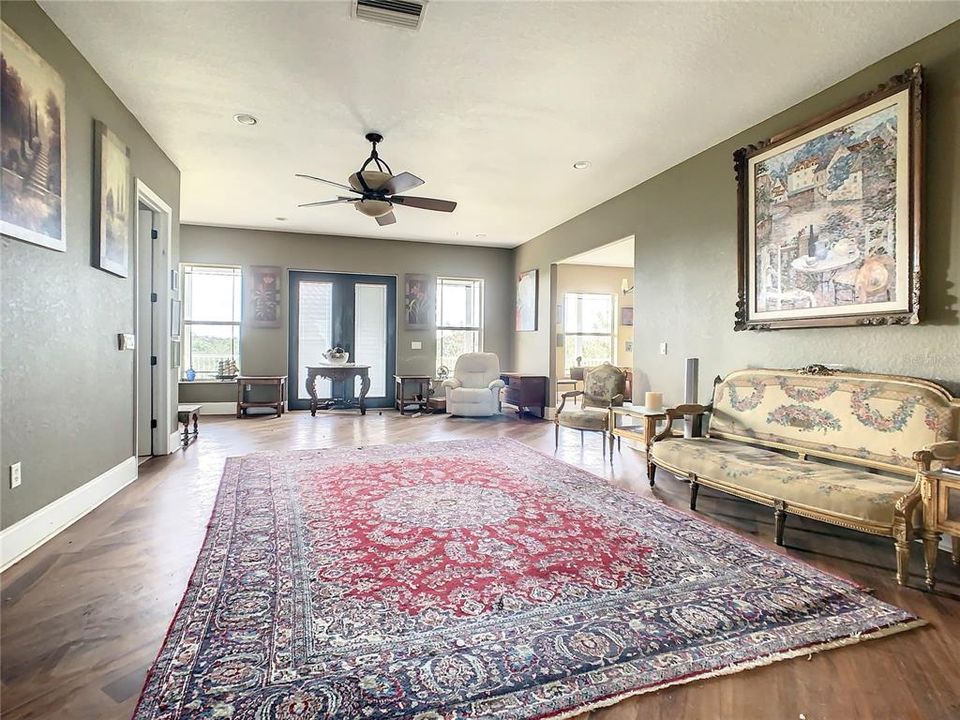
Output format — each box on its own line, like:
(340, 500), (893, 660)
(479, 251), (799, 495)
(181, 264), (242, 378)
(436, 277), (483, 373)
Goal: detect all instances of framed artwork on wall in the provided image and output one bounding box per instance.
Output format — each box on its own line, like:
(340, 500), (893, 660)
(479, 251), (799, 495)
(94, 120), (132, 277)
(621, 306), (634, 326)
(170, 298), (182, 340)
(734, 64), (922, 330)
(404, 273), (430, 330)
(516, 268), (538, 332)
(248, 265), (282, 327)
(0, 21), (67, 252)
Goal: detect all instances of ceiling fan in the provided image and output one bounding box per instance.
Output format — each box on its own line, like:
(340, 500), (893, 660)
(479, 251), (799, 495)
(296, 132), (457, 226)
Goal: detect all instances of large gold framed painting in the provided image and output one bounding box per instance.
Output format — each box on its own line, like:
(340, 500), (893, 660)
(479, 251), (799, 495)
(0, 21), (66, 252)
(734, 65), (922, 330)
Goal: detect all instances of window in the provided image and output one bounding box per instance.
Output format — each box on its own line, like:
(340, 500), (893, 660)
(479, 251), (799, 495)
(436, 277), (483, 373)
(563, 292), (615, 367)
(181, 264), (242, 378)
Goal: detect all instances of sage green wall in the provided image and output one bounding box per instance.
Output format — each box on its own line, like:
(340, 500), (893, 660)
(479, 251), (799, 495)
(178, 224), (514, 402)
(513, 21), (960, 403)
(1, 2), (181, 529)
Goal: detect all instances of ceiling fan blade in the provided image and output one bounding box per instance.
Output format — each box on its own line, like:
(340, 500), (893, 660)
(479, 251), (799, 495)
(390, 195), (457, 212)
(297, 197), (357, 208)
(295, 174), (359, 193)
(376, 211), (397, 226)
(382, 171), (424, 196)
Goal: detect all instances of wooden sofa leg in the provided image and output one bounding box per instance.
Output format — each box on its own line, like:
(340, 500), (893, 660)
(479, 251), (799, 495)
(647, 460), (656, 487)
(774, 501), (786, 546)
(893, 488), (921, 586)
(922, 530), (941, 591)
(894, 534), (910, 587)
(554, 423), (559, 449)
(689, 479), (699, 511)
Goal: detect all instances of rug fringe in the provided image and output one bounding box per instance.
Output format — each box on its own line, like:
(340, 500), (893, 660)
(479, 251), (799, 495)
(539, 618), (927, 720)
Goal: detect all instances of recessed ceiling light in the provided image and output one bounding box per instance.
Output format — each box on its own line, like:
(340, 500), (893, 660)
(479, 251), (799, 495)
(275, 216), (287, 221)
(573, 160), (591, 170)
(475, 233), (487, 238)
(233, 113), (258, 126)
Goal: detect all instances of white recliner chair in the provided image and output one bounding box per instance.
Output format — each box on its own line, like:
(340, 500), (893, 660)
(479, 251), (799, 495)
(442, 352), (504, 417)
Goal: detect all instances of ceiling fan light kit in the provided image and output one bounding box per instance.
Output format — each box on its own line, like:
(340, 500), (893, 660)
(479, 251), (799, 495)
(296, 132), (456, 226)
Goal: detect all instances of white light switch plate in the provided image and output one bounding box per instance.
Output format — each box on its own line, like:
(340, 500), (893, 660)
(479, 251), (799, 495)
(10, 462), (21, 489)
(659, 342), (668, 355)
(411, 341), (422, 350)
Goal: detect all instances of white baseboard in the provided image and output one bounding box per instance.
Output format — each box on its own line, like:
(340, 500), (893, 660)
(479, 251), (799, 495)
(168, 429), (182, 452)
(0, 456), (138, 572)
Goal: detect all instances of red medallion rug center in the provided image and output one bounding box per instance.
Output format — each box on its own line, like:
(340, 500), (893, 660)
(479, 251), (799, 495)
(310, 457), (651, 616)
(134, 439), (921, 720)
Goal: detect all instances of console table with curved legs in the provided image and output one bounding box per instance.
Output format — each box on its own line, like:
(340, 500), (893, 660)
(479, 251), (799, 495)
(305, 364), (371, 416)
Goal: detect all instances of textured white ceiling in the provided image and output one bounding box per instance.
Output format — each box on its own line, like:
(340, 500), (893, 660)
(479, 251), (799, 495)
(560, 236), (634, 267)
(40, 1), (959, 248)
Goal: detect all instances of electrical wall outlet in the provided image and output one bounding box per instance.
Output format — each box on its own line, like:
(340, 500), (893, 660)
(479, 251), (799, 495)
(411, 341), (422, 350)
(659, 342), (668, 355)
(10, 462), (22, 489)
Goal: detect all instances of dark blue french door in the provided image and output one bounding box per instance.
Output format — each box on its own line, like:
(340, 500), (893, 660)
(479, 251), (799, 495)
(287, 271), (397, 410)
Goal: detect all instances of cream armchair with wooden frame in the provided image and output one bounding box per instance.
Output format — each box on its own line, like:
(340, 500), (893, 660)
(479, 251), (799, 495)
(555, 362), (626, 462)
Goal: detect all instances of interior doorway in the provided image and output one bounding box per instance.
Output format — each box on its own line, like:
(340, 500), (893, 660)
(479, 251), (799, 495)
(134, 180), (174, 460)
(287, 270), (397, 411)
(136, 205), (159, 462)
(551, 235), (636, 407)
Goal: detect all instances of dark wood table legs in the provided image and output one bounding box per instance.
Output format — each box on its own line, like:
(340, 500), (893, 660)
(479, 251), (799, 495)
(306, 365), (371, 416)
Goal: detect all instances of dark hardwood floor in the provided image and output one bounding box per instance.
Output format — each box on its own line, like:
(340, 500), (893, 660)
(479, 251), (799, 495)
(2, 411), (959, 719)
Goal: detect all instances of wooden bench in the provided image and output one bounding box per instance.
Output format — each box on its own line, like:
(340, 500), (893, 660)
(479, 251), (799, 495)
(177, 404), (201, 448)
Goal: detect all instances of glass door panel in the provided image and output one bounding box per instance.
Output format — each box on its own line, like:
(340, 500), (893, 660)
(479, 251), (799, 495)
(297, 281), (333, 400)
(288, 271), (396, 411)
(354, 283), (388, 398)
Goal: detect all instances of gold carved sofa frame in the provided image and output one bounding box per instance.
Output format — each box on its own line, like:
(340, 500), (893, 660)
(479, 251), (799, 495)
(648, 365), (960, 586)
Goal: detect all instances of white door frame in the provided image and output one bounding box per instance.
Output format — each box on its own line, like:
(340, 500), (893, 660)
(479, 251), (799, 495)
(134, 179), (174, 456)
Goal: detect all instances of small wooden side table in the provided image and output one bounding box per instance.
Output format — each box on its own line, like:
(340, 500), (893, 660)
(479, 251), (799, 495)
(920, 468), (960, 590)
(177, 404), (201, 447)
(236, 375), (286, 419)
(609, 405), (667, 484)
(394, 375), (431, 415)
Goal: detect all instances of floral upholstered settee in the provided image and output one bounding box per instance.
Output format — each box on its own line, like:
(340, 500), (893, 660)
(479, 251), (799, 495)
(649, 366), (960, 585)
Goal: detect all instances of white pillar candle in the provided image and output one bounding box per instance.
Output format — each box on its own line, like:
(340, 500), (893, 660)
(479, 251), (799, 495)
(644, 392), (663, 411)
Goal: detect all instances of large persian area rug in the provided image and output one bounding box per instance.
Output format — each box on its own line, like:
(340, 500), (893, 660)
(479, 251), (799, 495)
(134, 439), (922, 719)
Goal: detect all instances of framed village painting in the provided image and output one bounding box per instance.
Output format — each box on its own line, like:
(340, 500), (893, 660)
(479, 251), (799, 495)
(0, 21), (66, 252)
(94, 121), (132, 277)
(734, 64), (922, 330)
(247, 265), (282, 327)
(516, 268), (538, 331)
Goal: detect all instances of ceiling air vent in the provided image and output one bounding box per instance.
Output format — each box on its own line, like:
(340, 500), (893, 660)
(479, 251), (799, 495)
(353, 0), (426, 30)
